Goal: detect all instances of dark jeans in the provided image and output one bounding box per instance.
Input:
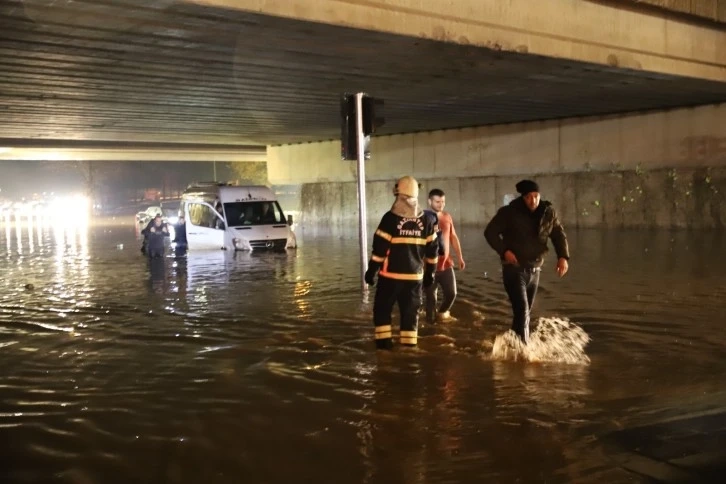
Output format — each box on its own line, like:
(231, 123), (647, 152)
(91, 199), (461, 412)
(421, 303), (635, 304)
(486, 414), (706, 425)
(373, 277), (422, 347)
(173, 243), (188, 257)
(147, 233), (166, 259)
(502, 264), (540, 344)
(425, 267), (457, 322)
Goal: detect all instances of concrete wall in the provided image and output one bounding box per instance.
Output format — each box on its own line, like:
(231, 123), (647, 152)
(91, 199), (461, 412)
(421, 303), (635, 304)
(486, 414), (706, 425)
(269, 103), (726, 232)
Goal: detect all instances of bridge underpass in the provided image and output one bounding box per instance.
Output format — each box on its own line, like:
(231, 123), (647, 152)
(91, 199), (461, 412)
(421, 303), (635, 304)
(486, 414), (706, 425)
(2, 4), (726, 480)
(1, 0), (726, 229)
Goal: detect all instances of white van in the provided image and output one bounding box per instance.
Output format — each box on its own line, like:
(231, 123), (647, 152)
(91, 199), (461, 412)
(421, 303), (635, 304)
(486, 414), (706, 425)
(181, 182), (297, 251)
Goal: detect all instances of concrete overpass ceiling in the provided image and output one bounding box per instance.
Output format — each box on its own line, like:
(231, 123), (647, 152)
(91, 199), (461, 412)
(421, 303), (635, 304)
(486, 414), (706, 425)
(2, 0), (726, 148)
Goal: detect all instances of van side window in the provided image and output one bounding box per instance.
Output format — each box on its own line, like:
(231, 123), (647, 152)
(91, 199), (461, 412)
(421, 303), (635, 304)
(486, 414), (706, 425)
(187, 203), (205, 227)
(188, 203), (223, 229)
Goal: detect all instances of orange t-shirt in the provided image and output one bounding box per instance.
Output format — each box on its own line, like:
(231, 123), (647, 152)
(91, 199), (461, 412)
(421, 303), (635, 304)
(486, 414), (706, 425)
(436, 211), (456, 272)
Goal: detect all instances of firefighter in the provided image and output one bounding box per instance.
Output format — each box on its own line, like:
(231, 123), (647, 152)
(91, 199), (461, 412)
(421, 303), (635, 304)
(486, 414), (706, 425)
(364, 176), (439, 349)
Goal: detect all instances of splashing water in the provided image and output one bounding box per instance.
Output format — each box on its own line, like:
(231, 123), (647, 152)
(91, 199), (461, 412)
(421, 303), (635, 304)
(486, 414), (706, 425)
(489, 317), (590, 365)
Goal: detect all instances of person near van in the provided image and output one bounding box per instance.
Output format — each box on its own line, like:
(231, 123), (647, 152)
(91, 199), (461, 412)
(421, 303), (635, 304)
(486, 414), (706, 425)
(424, 188), (466, 323)
(484, 179), (570, 344)
(172, 214), (187, 252)
(259, 202), (276, 224)
(144, 214), (169, 258)
(364, 176), (439, 350)
(140, 217), (157, 255)
(214, 202), (225, 230)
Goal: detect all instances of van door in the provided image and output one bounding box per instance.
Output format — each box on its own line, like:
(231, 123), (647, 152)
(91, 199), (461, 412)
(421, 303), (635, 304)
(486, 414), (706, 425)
(184, 201), (226, 250)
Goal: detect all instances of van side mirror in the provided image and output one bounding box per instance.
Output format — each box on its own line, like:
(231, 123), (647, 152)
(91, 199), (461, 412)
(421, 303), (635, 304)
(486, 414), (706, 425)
(287, 214), (293, 226)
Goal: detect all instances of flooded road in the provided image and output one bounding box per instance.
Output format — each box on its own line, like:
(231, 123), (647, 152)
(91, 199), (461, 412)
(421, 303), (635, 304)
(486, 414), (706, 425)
(1, 217), (725, 483)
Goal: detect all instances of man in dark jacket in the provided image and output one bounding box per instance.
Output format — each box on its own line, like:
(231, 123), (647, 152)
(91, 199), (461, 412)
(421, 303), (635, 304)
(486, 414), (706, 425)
(143, 214), (169, 258)
(172, 215), (187, 250)
(484, 179), (570, 344)
(140, 217), (155, 255)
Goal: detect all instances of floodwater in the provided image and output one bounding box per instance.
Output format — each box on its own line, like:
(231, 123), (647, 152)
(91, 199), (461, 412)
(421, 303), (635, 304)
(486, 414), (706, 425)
(1, 215), (725, 483)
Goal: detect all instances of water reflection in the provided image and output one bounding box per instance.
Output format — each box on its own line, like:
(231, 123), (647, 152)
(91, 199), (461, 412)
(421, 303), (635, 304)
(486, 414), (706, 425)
(148, 256), (168, 294)
(492, 360), (590, 423)
(293, 280), (313, 319)
(26, 216), (35, 253)
(4, 220), (10, 254)
(0, 222), (725, 483)
(51, 219), (90, 299)
(14, 219), (23, 253)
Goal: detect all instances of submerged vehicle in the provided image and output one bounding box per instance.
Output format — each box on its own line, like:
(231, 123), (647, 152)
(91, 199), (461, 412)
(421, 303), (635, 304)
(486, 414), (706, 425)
(136, 205), (162, 226)
(160, 199), (181, 224)
(180, 182), (296, 251)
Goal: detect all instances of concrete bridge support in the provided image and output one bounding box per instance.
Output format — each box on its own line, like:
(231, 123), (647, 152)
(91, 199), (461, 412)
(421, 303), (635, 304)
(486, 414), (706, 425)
(269, 103), (726, 231)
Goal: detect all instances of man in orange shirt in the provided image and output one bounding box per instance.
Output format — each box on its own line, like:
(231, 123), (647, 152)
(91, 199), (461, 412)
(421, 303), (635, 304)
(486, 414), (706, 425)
(425, 188), (466, 323)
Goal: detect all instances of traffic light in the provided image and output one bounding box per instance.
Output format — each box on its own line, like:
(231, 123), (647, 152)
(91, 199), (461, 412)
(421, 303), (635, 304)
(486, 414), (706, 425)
(341, 93), (385, 161)
(341, 94), (357, 161)
(362, 96), (384, 136)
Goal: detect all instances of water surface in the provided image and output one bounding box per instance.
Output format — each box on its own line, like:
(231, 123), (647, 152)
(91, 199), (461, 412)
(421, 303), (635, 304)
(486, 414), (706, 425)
(1, 217), (725, 483)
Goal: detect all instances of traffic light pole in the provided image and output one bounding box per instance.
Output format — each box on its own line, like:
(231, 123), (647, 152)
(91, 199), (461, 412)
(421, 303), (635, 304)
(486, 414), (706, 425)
(355, 92), (368, 290)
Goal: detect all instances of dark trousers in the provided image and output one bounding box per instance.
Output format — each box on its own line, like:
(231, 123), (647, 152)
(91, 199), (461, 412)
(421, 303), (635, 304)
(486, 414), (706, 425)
(502, 265), (540, 344)
(147, 233), (166, 258)
(373, 277), (422, 348)
(425, 267), (457, 322)
(173, 243), (188, 257)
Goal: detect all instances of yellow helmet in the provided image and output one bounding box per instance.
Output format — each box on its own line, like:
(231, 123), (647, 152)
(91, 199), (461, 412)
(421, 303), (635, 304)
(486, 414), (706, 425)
(393, 176), (419, 198)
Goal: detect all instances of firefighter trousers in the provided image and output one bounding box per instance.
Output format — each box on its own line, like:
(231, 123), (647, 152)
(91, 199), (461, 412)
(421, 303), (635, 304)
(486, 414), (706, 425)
(373, 276), (422, 348)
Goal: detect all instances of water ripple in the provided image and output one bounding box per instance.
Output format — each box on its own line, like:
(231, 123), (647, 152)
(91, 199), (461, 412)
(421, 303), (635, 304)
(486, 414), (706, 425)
(1, 222), (725, 482)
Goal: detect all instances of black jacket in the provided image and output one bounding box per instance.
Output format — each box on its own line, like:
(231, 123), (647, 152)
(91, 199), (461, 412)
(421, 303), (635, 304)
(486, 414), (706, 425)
(145, 222), (169, 252)
(369, 210), (439, 281)
(173, 222), (187, 244)
(484, 197), (569, 268)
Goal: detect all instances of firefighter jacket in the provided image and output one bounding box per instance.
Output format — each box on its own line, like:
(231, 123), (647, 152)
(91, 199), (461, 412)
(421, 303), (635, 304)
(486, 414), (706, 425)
(369, 211), (439, 280)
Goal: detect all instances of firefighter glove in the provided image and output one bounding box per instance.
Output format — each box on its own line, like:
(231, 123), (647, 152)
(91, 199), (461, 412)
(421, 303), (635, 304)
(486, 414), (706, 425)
(365, 261), (381, 286)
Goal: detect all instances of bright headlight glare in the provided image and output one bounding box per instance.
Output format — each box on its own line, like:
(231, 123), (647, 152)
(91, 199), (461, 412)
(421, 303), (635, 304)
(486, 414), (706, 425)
(49, 195), (90, 224)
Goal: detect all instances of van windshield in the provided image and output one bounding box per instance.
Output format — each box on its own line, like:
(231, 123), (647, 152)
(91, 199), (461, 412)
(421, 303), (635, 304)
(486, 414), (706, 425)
(161, 200), (181, 218)
(224, 201), (286, 227)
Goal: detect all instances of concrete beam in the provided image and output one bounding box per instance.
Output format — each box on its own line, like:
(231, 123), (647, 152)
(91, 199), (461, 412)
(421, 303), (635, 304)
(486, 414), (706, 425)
(602, 0), (726, 23)
(0, 148), (265, 162)
(0, 143), (266, 162)
(188, 0), (726, 82)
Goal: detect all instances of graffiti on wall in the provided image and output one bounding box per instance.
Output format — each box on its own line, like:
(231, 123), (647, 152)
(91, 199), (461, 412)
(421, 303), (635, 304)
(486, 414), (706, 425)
(680, 136), (726, 163)
(467, 142), (491, 155)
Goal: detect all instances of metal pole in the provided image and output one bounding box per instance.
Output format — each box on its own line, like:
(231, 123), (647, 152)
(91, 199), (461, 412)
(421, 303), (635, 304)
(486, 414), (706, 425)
(213, 159), (217, 181)
(355, 92), (368, 290)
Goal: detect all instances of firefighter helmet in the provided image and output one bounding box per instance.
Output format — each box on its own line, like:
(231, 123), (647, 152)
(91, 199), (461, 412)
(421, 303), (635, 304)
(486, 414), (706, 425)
(393, 176), (419, 198)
